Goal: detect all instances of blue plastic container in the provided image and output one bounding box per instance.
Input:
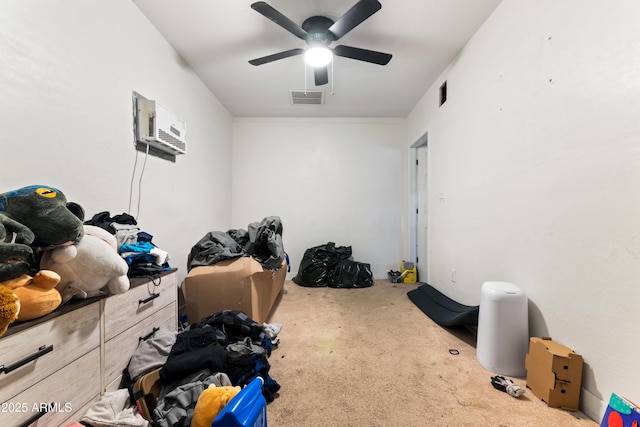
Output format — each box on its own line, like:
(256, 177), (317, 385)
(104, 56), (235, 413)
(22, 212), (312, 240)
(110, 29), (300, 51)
(212, 377), (267, 427)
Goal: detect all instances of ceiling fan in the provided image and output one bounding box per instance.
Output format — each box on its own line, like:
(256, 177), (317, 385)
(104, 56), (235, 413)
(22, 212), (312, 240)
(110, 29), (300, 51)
(249, 0), (392, 86)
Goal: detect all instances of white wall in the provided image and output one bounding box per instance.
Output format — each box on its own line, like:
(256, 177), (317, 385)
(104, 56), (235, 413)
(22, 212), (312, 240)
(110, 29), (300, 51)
(6, 0), (637, 421)
(407, 0), (640, 420)
(0, 0), (233, 285)
(231, 117), (407, 279)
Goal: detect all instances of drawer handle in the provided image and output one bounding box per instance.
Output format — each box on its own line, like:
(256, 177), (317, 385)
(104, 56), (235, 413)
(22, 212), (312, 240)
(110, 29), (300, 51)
(139, 293), (159, 305)
(140, 327), (160, 342)
(0, 345), (53, 375)
(17, 402), (52, 427)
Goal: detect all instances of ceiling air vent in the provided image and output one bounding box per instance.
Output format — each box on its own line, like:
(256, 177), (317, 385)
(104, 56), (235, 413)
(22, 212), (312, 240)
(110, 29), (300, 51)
(290, 90), (324, 105)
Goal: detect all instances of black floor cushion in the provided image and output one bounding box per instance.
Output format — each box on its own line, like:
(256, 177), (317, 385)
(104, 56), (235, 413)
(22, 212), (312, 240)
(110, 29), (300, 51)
(407, 283), (479, 327)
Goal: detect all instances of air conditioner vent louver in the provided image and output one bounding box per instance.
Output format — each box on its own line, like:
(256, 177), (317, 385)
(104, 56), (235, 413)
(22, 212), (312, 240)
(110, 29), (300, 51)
(158, 129), (186, 152)
(290, 90), (324, 105)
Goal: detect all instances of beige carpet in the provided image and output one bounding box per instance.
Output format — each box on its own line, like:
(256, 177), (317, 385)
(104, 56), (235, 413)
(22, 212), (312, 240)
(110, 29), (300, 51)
(266, 280), (597, 427)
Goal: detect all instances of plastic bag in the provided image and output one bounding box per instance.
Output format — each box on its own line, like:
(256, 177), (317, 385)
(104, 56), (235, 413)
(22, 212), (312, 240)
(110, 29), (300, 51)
(328, 260), (373, 288)
(292, 242), (352, 287)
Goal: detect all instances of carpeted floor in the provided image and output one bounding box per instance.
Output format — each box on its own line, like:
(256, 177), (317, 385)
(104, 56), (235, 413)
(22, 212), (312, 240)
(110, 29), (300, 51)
(265, 280), (598, 427)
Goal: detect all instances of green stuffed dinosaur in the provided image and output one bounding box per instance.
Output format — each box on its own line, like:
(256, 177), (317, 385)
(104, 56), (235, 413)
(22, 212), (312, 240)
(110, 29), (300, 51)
(0, 185), (84, 282)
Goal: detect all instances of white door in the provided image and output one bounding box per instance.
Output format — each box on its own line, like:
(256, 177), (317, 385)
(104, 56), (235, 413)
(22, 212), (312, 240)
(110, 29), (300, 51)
(416, 145), (428, 282)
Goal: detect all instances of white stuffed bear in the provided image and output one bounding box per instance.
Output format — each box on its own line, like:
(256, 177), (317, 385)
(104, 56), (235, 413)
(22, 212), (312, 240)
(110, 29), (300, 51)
(41, 224), (130, 303)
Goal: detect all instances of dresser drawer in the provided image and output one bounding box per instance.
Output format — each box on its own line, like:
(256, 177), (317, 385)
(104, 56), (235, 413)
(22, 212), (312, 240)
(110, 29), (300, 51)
(103, 302), (177, 388)
(0, 302), (100, 402)
(104, 272), (177, 341)
(0, 347), (100, 427)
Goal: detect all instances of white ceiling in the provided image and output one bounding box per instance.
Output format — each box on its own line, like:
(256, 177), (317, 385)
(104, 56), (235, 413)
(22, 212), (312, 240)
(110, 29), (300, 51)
(132, 0), (502, 118)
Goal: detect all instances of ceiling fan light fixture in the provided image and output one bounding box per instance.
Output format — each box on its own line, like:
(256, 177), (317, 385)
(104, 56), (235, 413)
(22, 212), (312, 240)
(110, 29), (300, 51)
(305, 46), (333, 67)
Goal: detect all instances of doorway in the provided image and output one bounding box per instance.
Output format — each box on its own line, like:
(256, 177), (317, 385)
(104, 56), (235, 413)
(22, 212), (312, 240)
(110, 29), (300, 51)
(409, 133), (428, 283)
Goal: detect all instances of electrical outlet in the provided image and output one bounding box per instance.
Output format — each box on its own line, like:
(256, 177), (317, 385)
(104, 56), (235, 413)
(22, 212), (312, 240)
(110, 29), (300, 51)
(451, 269), (456, 283)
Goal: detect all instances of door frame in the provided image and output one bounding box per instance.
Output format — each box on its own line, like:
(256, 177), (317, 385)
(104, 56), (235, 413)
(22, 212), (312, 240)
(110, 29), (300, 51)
(409, 131), (428, 281)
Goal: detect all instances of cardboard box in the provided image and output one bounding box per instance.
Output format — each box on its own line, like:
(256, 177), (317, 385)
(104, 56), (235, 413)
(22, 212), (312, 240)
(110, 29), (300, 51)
(182, 257), (287, 324)
(525, 337), (584, 411)
(601, 393), (640, 427)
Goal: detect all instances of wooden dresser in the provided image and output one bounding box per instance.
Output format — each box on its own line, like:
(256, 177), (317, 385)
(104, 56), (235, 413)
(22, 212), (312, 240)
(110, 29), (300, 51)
(0, 270), (177, 427)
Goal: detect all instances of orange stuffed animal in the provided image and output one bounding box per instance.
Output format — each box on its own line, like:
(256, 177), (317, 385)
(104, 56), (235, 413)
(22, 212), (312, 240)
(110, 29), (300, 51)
(2, 270), (62, 322)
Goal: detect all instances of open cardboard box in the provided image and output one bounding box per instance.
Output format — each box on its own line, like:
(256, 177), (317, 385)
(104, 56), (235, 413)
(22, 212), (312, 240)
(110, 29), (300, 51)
(525, 337), (584, 411)
(182, 257), (287, 324)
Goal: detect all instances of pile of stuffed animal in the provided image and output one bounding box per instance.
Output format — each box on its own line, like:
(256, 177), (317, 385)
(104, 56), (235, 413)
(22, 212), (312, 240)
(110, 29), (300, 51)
(0, 185), (130, 336)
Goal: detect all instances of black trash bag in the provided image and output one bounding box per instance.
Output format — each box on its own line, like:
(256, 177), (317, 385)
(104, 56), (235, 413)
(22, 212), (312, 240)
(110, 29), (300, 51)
(328, 260), (373, 288)
(293, 242), (352, 287)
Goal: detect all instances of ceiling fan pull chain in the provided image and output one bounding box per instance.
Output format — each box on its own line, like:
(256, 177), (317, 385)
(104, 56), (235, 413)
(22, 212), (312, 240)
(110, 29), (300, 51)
(331, 60), (335, 95)
(304, 63), (308, 94)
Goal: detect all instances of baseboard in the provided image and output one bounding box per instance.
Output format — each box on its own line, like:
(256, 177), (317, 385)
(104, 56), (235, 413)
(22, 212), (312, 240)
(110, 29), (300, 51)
(580, 387), (605, 423)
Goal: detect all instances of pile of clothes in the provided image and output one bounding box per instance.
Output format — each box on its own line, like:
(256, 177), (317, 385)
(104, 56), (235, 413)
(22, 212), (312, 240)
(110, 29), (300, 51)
(85, 211), (172, 277)
(78, 310), (282, 427)
(187, 216), (285, 271)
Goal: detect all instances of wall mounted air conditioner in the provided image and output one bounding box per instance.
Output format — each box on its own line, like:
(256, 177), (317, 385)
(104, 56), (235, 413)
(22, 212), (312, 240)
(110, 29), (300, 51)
(136, 99), (187, 155)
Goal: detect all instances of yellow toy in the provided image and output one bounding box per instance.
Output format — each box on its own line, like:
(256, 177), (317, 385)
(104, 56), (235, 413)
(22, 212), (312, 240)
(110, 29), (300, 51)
(191, 384), (241, 427)
(0, 285), (20, 336)
(2, 270), (62, 323)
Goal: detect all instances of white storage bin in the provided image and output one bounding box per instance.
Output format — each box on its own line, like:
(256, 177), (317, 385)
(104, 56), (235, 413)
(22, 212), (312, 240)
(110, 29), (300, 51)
(476, 281), (529, 377)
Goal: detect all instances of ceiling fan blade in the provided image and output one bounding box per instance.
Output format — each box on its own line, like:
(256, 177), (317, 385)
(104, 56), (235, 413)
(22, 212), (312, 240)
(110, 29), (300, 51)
(334, 45), (392, 65)
(251, 2), (307, 40)
(249, 48), (304, 66)
(328, 0), (382, 40)
(314, 66), (329, 86)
